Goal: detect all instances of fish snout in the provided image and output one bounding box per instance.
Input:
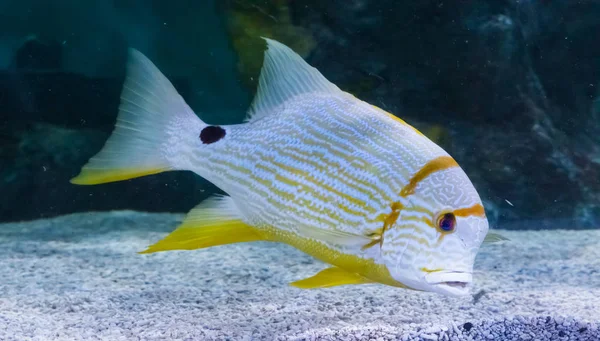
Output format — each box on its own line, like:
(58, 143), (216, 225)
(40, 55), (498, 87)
(424, 270), (473, 297)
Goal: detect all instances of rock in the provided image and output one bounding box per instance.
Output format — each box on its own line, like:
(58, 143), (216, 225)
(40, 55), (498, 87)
(14, 36), (63, 70)
(288, 0), (600, 229)
(219, 0), (316, 90)
(0, 69), (218, 221)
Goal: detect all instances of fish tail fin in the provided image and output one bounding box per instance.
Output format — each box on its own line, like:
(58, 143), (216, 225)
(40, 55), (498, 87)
(139, 195), (264, 254)
(70, 48), (205, 185)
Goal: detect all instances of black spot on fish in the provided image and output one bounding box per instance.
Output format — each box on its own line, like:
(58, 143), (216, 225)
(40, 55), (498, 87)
(200, 126), (226, 144)
(463, 322), (473, 331)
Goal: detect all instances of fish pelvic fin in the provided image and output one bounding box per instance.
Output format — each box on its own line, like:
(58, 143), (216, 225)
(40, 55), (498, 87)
(483, 232), (510, 244)
(290, 267), (373, 289)
(139, 195), (262, 254)
(71, 48), (204, 185)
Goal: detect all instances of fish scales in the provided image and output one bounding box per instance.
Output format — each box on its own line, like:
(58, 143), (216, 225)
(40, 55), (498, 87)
(191, 93), (445, 241)
(70, 38), (496, 296)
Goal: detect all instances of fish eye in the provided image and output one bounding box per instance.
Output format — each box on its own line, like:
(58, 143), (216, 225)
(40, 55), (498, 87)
(437, 212), (456, 232)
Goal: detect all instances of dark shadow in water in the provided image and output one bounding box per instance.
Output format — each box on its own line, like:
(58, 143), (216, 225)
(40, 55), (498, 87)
(0, 211), (181, 242)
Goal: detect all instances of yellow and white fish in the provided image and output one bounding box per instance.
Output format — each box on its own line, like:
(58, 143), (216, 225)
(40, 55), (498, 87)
(71, 38), (503, 297)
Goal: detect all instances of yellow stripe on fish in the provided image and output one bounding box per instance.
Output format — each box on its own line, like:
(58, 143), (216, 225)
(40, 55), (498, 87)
(400, 156), (459, 197)
(70, 37), (501, 297)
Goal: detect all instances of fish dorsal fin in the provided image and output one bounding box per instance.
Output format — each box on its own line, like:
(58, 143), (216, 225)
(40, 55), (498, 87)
(139, 195), (261, 254)
(246, 37), (342, 122)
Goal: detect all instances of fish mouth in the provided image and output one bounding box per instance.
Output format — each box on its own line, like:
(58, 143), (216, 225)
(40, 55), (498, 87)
(425, 271), (473, 297)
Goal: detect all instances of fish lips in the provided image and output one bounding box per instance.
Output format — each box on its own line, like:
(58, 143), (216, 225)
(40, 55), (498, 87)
(425, 271), (473, 297)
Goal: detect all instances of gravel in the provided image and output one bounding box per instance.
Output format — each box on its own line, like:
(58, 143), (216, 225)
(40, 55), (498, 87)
(0, 211), (598, 340)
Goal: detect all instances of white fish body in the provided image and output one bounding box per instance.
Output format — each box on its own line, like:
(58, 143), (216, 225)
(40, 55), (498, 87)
(71, 38), (498, 296)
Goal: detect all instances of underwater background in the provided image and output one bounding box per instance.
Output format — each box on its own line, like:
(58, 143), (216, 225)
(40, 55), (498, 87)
(2, 0), (600, 229)
(1, 1), (599, 340)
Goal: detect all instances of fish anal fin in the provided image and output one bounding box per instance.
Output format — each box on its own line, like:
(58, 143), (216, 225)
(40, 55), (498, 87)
(139, 196), (262, 254)
(290, 267), (372, 289)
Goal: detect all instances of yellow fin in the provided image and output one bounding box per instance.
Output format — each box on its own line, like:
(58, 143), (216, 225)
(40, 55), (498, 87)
(70, 48), (202, 186)
(290, 267), (373, 289)
(139, 196), (261, 254)
(70, 167), (168, 185)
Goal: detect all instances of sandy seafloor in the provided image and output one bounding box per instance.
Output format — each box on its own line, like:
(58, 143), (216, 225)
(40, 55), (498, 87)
(0, 211), (598, 341)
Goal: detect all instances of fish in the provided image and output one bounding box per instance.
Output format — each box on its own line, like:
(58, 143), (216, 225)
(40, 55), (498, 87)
(71, 37), (505, 297)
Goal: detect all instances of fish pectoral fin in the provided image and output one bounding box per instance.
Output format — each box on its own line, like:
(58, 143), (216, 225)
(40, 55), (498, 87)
(297, 225), (376, 247)
(290, 267), (373, 289)
(483, 232), (510, 244)
(139, 196), (262, 254)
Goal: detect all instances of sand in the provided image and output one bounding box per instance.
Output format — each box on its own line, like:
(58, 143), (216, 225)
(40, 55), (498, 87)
(0, 211), (598, 340)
